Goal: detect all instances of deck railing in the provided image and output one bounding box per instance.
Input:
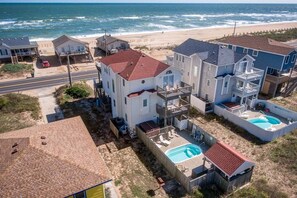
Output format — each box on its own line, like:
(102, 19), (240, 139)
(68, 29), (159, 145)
(156, 82), (192, 100)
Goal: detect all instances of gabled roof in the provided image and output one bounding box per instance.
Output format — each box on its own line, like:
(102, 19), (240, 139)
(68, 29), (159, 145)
(52, 35), (88, 48)
(128, 89), (156, 98)
(0, 117), (111, 198)
(219, 35), (295, 55)
(96, 35), (128, 45)
(0, 37), (38, 49)
(204, 141), (254, 177)
(100, 49), (169, 81)
(174, 39), (246, 66)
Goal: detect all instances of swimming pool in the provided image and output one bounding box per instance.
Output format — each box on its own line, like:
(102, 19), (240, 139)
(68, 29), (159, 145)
(165, 143), (202, 163)
(248, 115), (281, 130)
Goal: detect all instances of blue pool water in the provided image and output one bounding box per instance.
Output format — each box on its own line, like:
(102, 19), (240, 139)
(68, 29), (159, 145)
(165, 144), (202, 163)
(248, 116), (281, 130)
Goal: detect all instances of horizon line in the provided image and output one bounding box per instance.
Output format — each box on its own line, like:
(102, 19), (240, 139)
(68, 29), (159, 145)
(1, 2), (297, 4)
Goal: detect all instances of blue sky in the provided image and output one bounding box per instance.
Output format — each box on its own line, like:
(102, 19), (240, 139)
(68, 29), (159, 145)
(1, 0), (297, 3)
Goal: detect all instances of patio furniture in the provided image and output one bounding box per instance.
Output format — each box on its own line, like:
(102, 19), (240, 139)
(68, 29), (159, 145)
(159, 134), (171, 146)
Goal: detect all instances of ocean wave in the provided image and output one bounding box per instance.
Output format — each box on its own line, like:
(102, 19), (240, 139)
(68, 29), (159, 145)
(163, 20), (175, 23)
(182, 13), (235, 18)
(153, 15), (170, 19)
(147, 23), (176, 30)
(75, 16), (86, 19)
(119, 16), (142, 20)
(238, 12), (297, 18)
(0, 20), (16, 25)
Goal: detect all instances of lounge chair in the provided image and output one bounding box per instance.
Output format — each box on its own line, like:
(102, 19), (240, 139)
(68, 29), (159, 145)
(159, 134), (171, 146)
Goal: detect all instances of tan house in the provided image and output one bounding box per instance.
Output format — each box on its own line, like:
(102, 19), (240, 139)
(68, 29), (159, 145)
(96, 35), (129, 54)
(0, 117), (111, 198)
(53, 35), (93, 65)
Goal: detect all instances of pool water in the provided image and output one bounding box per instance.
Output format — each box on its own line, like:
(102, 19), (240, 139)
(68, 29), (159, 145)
(248, 115), (281, 130)
(165, 144), (202, 163)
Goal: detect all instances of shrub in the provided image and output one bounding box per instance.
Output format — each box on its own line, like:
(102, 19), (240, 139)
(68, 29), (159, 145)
(65, 86), (90, 99)
(0, 96), (8, 109)
(192, 188), (204, 198)
(0, 63), (33, 73)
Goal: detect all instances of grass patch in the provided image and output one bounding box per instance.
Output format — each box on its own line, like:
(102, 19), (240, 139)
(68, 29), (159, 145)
(0, 93), (41, 133)
(230, 179), (288, 198)
(270, 130), (297, 175)
(56, 82), (93, 105)
(134, 45), (150, 51)
(130, 184), (149, 198)
(0, 63), (33, 73)
(114, 179), (122, 186)
(250, 28), (297, 42)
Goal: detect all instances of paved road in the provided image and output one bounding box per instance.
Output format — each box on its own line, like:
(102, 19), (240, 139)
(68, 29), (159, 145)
(0, 70), (99, 94)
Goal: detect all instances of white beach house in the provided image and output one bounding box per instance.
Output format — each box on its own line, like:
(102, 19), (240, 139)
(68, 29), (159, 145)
(98, 49), (191, 136)
(96, 35), (129, 54)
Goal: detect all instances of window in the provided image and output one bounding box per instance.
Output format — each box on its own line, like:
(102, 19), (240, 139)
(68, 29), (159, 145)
(0, 50), (2, 56)
(182, 56), (185, 63)
(107, 81), (110, 89)
(243, 48), (248, 53)
(122, 79), (125, 86)
(207, 80), (210, 86)
(285, 56), (290, 64)
(194, 66), (198, 77)
(112, 79), (115, 93)
(74, 191), (86, 198)
(143, 99), (148, 107)
(141, 80), (145, 84)
(124, 97), (127, 104)
(232, 45), (237, 51)
(113, 99), (116, 107)
(292, 54), (296, 63)
(175, 54), (178, 60)
(205, 94), (208, 100)
(125, 113), (128, 121)
(5, 49), (8, 55)
(192, 83), (195, 90)
(224, 81), (228, 88)
(252, 50), (258, 57)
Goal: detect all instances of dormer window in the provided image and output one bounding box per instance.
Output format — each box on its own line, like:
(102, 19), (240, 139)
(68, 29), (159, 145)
(292, 54), (296, 63)
(243, 48), (248, 53)
(239, 61), (248, 73)
(232, 45), (237, 51)
(252, 50), (258, 57)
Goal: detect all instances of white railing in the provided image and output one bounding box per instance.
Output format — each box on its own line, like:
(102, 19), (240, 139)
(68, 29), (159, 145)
(235, 68), (264, 80)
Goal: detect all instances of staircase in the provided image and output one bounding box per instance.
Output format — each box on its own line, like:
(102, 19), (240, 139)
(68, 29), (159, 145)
(283, 79), (297, 97)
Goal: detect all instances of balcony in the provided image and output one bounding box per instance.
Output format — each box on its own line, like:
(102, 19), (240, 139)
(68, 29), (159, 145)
(235, 68), (264, 81)
(156, 101), (190, 118)
(234, 82), (260, 96)
(157, 82), (192, 101)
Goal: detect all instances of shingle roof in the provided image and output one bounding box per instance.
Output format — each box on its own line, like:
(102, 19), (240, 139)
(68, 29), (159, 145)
(100, 49), (169, 81)
(97, 35), (127, 45)
(174, 39), (246, 66)
(0, 117), (111, 198)
(204, 141), (253, 177)
(0, 37), (30, 46)
(220, 35), (295, 55)
(52, 35), (88, 48)
(0, 37), (37, 49)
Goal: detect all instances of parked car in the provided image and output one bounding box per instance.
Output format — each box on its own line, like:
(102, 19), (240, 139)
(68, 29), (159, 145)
(42, 60), (50, 67)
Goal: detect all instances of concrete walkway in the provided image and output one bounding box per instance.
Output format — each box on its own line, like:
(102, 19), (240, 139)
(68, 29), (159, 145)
(38, 86), (63, 123)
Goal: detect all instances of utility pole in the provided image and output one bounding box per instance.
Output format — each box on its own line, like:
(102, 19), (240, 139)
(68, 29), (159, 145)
(67, 54), (72, 87)
(104, 29), (107, 57)
(233, 21), (237, 36)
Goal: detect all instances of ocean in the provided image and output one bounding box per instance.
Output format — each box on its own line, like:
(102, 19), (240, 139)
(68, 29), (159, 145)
(0, 3), (297, 40)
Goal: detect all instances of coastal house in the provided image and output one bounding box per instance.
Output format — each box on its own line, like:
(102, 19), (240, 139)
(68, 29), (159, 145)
(219, 35), (297, 97)
(0, 117), (112, 198)
(169, 38), (264, 114)
(98, 49), (191, 137)
(96, 35), (129, 54)
(0, 37), (39, 64)
(53, 35), (93, 65)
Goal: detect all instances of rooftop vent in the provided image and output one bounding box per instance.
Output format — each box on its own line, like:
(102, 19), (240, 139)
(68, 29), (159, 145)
(42, 142), (47, 145)
(41, 136), (46, 139)
(12, 143), (18, 148)
(11, 149), (18, 154)
(142, 54), (146, 57)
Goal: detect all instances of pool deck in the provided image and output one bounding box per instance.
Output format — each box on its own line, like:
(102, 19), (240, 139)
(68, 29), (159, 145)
(151, 130), (210, 177)
(242, 110), (288, 130)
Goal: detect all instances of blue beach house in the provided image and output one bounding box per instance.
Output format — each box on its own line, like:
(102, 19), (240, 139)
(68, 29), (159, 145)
(220, 35), (297, 97)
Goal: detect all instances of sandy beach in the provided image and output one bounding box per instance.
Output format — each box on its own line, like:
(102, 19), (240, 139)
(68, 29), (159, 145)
(36, 21), (297, 62)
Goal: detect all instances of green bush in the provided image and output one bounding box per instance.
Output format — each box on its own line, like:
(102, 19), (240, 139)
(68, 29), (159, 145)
(0, 63), (33, 73)
(65, 86), (90, 99)
(192, 188), (204, 198)
(0, 96), (8, 109)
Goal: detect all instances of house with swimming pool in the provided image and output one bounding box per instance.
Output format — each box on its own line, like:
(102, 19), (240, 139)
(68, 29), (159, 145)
(219, 35), (297, 97)
(97, 49), (192, 138)
(136, 119), (255, 193)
